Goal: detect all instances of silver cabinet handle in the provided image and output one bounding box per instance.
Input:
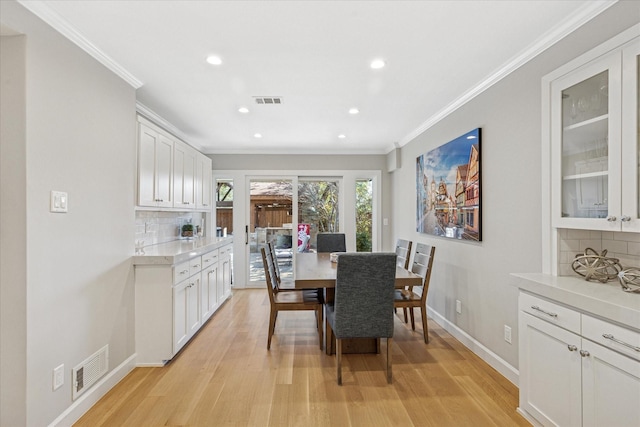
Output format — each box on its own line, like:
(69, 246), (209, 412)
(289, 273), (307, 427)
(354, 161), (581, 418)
(606, 216), (617, 222)
(603, 334), (640, 352)
(621, 216), (631, 222)
(531, 305), (558, 318)
(193, 264), (200, 268)
(180, 269), (189, 275)
(579, 350), (590, 357)
(204, 258), (212, 262)
(567, 345), (578, 352)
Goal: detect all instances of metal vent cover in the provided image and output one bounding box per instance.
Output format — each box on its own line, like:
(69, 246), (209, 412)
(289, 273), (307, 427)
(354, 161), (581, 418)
(72, 344), (109, 400)
(253, 96), (282, 105)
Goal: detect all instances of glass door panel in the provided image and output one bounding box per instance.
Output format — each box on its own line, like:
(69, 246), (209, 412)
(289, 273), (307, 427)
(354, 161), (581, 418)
(355, 179), (373, 252)
(298, 179), (339, 252)
(248, 179), (293, 285)
(560, 70), (610, 219)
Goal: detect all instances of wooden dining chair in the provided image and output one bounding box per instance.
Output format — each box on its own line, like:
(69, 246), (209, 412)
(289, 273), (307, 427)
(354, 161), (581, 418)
(394, 239), (413, 322)
(316, 233), (346, 253)
(266, 242), (321, 302)
(325, 253), (397, 385)
(261, 247), (323, 350)
(394, 243), (435, 344)
(395, 239), (412, 270)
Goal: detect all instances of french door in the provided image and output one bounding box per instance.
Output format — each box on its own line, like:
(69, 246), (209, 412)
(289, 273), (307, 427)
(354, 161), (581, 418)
(246, 176), (342, 287)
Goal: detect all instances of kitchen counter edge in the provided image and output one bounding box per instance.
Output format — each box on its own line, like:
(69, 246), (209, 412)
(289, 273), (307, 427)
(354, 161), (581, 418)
(133, 236), (233, 266)
(510, 273), (640, 331)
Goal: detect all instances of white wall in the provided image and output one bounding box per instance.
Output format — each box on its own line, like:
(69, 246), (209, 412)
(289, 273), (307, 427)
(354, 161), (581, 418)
(391, 1), (640, 373)
(1, 32), (28, 427)
(1, 1), (137, 425)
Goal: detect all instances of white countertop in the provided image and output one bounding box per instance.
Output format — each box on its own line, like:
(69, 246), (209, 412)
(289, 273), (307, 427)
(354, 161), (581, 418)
(133, 236), (233, 266)
(511, 273), (640, 331)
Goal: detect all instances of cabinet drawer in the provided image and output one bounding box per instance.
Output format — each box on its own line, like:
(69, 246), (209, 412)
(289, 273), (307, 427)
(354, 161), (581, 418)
(220, 245), (232, 258)
(189, 256), (202, 275)
(519, 292), (580, 334)
(201, 250), (218, 269)
(582, 315), (640, 361)
(174, 260), (191, 284)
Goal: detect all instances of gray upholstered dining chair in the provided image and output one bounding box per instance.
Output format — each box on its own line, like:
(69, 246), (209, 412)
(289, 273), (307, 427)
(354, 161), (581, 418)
(394, 243), (435, 344)
(260, 247), (323, 350)
(316, 233), (346, 253)
(325, 252), (397, 385)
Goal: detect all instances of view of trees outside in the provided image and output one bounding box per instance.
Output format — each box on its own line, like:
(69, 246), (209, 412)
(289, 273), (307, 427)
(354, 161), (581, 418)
(298, 180), (339, 236)
(356, 179), (373, 252)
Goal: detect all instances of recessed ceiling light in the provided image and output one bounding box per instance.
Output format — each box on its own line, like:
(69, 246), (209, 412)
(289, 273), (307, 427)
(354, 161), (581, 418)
(254, 133), (262, 138)
(338, 134), (346, 139)
(349, 108), (359, 115)
(370, 59), (386, 69)
(238, 107), (249, 114)
(206, 55), (222, 65)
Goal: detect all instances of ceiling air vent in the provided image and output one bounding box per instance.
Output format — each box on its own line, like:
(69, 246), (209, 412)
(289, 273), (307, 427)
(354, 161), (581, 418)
(253, 96), (282, 105)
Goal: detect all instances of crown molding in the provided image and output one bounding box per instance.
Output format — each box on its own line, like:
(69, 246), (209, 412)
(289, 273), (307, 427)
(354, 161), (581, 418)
(136, 102), (204, 152)
(398, 0), (618, 147)
(17, 0), (143, 89)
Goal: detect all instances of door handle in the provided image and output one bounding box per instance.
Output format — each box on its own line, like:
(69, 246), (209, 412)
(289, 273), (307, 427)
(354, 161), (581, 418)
(245, 225), (249, 245)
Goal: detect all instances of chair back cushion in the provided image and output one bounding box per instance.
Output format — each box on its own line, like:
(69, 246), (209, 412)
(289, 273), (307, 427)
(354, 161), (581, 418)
(316, 233), (346, 253)
(330, 253), (396, 339)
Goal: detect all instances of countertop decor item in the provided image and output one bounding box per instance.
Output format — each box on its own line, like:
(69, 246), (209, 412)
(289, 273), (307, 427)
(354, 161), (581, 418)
(571, 248), (622, 283)
(181, 223), (194, 238)
(618, 268), (640, 293)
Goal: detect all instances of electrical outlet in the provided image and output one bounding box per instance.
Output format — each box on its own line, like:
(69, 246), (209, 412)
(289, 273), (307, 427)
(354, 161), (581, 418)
(504, 325), (512, 344)
(456, 299), (462, 314)
(53, 364), (64, 390)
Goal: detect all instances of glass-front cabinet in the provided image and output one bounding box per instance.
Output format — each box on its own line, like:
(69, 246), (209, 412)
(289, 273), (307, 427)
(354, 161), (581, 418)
(549, 32), (639, 232)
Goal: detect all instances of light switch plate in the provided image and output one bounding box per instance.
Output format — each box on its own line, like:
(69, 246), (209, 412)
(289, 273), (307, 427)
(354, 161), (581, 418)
(53, 364), (64, 390)
(50, 191), (68, 213)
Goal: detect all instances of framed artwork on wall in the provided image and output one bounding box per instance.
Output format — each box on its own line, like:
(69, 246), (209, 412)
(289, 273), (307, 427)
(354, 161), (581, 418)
(416, 128), (481, 241)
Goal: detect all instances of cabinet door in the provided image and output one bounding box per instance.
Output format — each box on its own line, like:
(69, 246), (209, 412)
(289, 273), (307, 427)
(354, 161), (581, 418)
(551, 50), (622, 230)
(173, 279), (189, 353)
(196, 154), (212, 210)
(582, 339), (640, 427)
(621, 40), (640, 231)
(187, 274), (201, 337)
(155, 134), (174, 208)
(201, 264), (218, 322)
(519, 312), (582, 427)
(173, 140), (196, 209)
(138, 124), (159, 207)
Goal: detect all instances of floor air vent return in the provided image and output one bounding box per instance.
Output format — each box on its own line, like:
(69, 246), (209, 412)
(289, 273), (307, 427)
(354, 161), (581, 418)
(72, 344), (108, 400)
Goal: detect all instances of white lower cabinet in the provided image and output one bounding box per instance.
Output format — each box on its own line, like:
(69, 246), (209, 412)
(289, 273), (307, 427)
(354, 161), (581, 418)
(134, 240), (233, 365)
(519, 292), (640, 427)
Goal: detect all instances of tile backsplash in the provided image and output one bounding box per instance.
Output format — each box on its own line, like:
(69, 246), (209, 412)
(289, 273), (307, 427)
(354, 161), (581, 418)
(558, 228), (640, 276)
(135, 211), (205, 247)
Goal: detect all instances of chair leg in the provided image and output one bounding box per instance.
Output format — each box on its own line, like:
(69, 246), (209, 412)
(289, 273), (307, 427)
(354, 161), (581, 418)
(336, 338), (343, 385)
(403, 307), (408, 323)
(421, 307), (429, 344)
(386, 337), (393, 384)
(410, 307), (416, 330)
(267, 309), (277, 350)
(316, 306), (323, 350)
(325, 317), (333, 355)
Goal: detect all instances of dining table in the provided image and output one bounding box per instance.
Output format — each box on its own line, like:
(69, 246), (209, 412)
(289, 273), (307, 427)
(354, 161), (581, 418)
(294, 252), (423, 354)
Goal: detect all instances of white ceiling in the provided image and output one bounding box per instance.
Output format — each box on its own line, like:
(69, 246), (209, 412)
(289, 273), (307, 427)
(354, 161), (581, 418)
(18, 0), (612, 155)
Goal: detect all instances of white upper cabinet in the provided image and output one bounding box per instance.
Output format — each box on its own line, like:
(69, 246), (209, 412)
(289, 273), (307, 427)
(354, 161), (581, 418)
(546, 27), (639, 231)
(137, 116), (211, 212)
(173, 140), (197, 209)
(196, 153), (212, 210)
(137, 121), (174, 208)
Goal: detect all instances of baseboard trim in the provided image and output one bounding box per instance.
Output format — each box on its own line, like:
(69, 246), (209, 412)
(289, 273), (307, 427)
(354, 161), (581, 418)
(48, 353), (137, 427)
(427, 306), (519, 386)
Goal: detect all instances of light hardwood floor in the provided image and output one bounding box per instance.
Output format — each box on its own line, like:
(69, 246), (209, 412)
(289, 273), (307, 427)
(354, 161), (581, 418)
(75, 289), (529, 426)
